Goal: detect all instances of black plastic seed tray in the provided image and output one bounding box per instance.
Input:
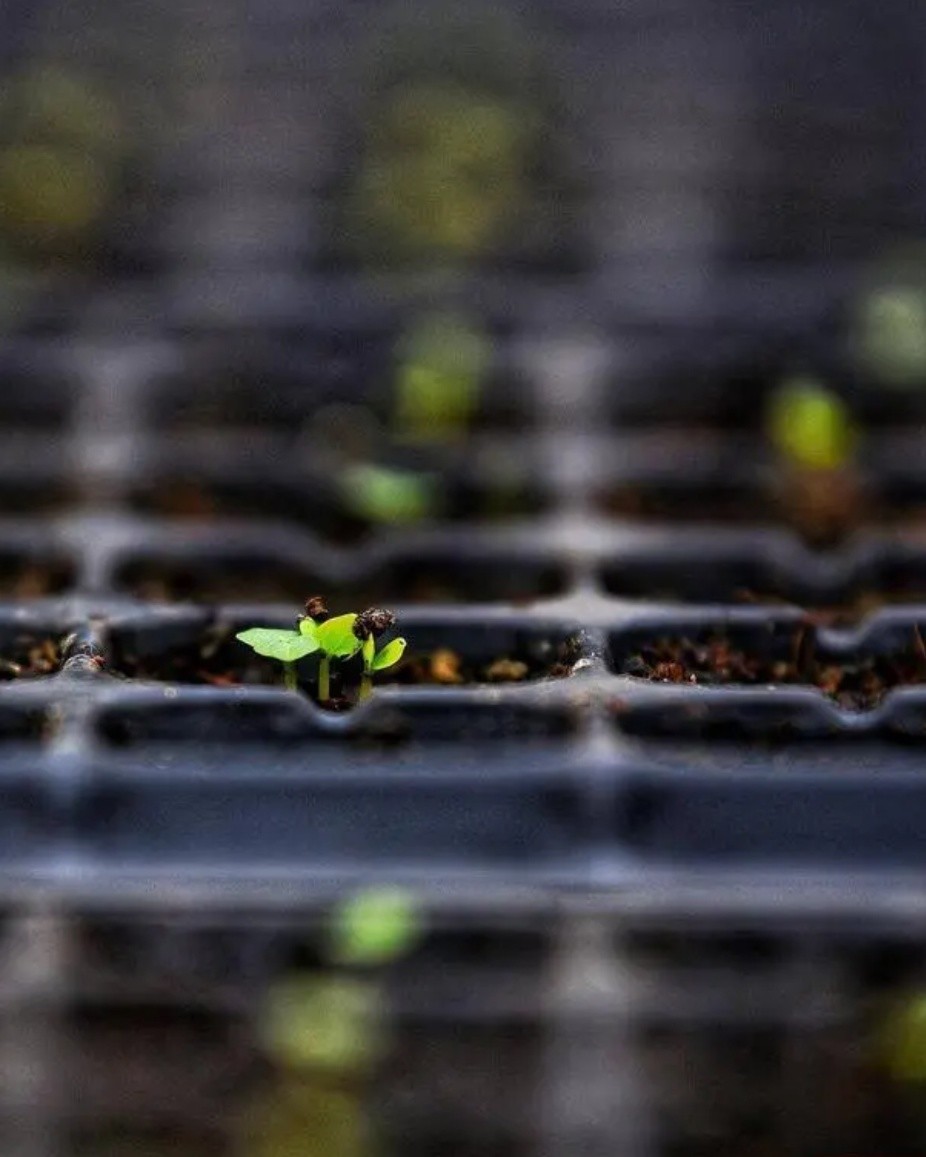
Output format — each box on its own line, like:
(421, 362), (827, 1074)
(7, 890), (926, 1157)
(4, 314), (926, 879)
(0, 897), (569, 1157)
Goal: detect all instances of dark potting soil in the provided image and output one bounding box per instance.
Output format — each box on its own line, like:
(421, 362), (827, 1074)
(114, 635), (580, 699)
(621, 628), (926, 711)
(389, 643), (580, 687)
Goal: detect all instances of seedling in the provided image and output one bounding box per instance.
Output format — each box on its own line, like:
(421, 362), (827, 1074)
(354, 609), (407, 700)
(765, 376), (863, 545)
(856, 284), (926, 390)
(235, 619), (319, 692)
(341, 461), (439, 528)
(256, 889), (422, 1078)
(766, 376), (857, 472)
(314, 612), (363, 702)
(393, 311), (490, 443)
(237, 599), (405, 704)
(314, 607), (406, 702)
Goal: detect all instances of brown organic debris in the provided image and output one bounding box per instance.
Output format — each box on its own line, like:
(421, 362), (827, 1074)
(303, 595), (330, 623)
(625, 627), (926, 712)
(353, 607), (397, 640)
(484, 658), (529, 683)
(429, 648), (464, 684)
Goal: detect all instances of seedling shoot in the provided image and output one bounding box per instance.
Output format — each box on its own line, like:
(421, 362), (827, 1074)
(236, 598), (405, 705)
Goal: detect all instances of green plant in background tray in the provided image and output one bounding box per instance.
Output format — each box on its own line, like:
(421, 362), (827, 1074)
(766, 376), (857, 471)
(242, 890), (423, 1157)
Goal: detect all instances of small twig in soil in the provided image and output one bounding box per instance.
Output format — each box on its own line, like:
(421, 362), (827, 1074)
(792, 622), (817, 680)
(913, 624), (926, 676)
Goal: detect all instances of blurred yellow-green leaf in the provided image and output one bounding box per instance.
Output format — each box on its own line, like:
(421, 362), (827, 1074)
(880, 992), (926, 1083)
(394, 312), (489, 442)
(856, 285), (926, 389)
(342, 463), (438, 524)
(261, 974), (384, 1073)
(240, 1071), (371, 1157)
(766, 378), (856, 471)
(350, 83), (530, 266)
(330, 887), (422, 966)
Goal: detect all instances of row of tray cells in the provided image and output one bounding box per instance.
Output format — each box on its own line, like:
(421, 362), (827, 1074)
(7, 0), (923, 294)
(8, 460), (926, 545)
(2, 912), (926, 1157)
(12, 330), (926, 440)
(9, 539), (926, 613)
(6, 614), (926, 718)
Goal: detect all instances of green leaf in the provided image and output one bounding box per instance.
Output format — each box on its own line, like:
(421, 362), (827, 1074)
(235, 627), (319, 662)
(298, 616), (319, 640)
(766, 378), (856, 471)
(260, 974), (383, 1072)
(329, 887), (422, 966)
(316, 613), (361, 658)
(341, 463), (438, 524)
(371, 637), (406, 672)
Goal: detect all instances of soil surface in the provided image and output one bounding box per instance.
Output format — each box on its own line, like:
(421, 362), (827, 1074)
(0, 561), (74, 598)
(622, 627), (926, 711)
(115, 633), (581, 705)
(390, 643), (579, 686)
(0, 633), (61, 679)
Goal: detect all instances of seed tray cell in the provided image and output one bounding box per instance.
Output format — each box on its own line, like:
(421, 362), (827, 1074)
(107, 610), (591, 690)
(145, 323), (532, 435)
(610, 610), (926, 706)
(114, 539), (569, 607)
(95, 687), (584, 748)
(600, 535), (926, 616)
(125, 446), (555, 543)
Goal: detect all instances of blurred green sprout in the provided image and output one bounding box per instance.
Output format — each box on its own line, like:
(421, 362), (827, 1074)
(856, 284), (926, 389)
(0, 65), (125, 255)
(341, 462), (439, 525)
(261, 888), (422, 1073)
(349, 81), (532, 266)
(394, 311), (490, 443)
(766, 377), (857, 471)
(880, 991), (926, 1084)
(329, 886), (422, 966)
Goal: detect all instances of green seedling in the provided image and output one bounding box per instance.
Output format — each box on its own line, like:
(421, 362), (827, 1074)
(856, 283), (926, 390)
(393, 311), (490, 443)
(236, 600), (405, 704)
(359, 631), (407, 701)
(235, 620), (319, 693)
(314, 608), (406, 702)
(881, 991), (926, 1084)
(314, 612), (363, 703)
(259, 888), (422, 1075)
(341, 461), (439, 525)
(349, 81), (530, 266)
(329, 886), (422, 967)
(766, 376), (857, 471)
